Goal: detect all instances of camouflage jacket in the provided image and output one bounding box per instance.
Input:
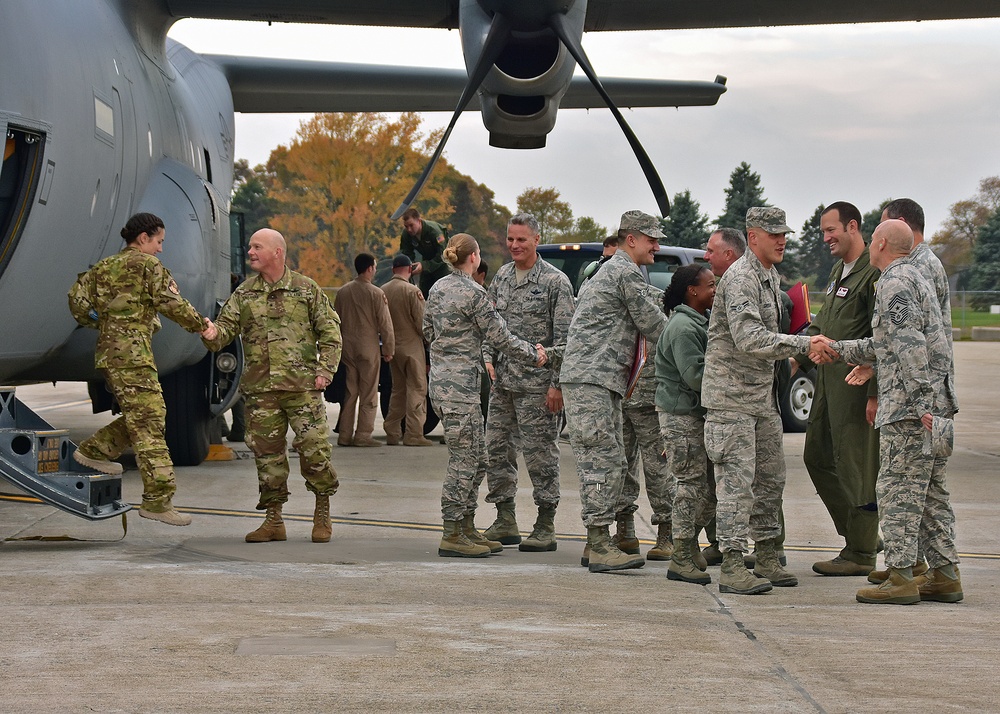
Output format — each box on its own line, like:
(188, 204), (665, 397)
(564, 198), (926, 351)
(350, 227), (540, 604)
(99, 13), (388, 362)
(483, 257), (575, 393)
(909, 242), (952, 330)
(833, 257), (957, 427)
(204, 268), (342, 394)
(624, 286), (664, 408)
(423, 270), (537, 404)
(560, 251), (667, 396)
(68, 245), (205, 369)
(702, 250), (811, 416)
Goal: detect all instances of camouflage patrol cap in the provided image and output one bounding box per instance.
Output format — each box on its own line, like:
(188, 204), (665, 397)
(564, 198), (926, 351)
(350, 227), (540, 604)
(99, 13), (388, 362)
(745, 206), (794, 234)
(619, 210), (666, 239)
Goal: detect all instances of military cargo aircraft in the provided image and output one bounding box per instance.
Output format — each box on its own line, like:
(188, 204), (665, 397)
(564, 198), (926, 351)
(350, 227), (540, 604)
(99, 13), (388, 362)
(0, 0), (996, 476)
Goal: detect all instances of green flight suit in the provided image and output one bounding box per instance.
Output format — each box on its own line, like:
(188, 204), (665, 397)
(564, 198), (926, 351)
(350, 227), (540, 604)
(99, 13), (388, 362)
(399, 219), (448, 297)
(795, 247), (881, 566)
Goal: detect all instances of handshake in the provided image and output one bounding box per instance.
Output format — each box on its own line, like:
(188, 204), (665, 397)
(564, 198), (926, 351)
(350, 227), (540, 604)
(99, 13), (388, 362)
(807, 335), (839, 365)
(201, 318), (218, 342)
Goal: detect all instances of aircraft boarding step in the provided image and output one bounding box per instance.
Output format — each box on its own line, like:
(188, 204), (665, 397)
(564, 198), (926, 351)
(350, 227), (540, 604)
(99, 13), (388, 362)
(0, 387), (131, 520)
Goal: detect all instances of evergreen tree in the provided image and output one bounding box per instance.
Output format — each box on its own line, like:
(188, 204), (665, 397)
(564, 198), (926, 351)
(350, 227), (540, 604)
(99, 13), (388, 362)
(965, 208), (1000, 305)
(659, 190), (710, 248)
(861, 202), (888, 243)
(785, 205), (833, 289)
(231, 159), (276, 237)
(717, 162), (769, 233)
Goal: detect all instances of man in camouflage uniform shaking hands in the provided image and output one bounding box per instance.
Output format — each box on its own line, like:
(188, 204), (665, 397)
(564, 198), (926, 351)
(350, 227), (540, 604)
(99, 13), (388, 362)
(203, 228), (343, 544)
(68, 212), (215, 526)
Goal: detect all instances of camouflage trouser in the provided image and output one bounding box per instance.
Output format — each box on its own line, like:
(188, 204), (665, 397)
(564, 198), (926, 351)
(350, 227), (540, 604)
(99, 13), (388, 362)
(485, 387), (561, 508)
(659, 411), (710, 541)
(618, 402), (674, 524)
(383, 348), (427, 440)
(338, 351), (381, 440)
(878, 420), (959, 569)
(704, 410), (784, 554)
(435, 400), (488, 521)
(803, 374), (880, 565)
(563, 383), (626, 528)
(80, 366), (176, 512)
(245, 390), (339, 509)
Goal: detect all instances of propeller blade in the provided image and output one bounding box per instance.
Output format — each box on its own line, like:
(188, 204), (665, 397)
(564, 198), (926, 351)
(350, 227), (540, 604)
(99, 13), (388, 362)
(391, 12), (513, 220)
(548, 12), (671, 217)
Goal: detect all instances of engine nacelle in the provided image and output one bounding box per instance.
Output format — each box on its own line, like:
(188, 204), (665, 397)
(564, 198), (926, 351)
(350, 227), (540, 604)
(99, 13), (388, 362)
(459, 0), (587, 149)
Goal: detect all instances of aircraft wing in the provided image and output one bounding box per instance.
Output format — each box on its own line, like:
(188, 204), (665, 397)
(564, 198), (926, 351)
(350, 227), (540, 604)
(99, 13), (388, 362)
(166, 0), (999, 30)
(206, 55), (726, 113)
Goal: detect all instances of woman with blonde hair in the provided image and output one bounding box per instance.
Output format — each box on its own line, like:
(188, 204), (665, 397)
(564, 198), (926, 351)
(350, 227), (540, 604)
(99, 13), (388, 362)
(423, 233), (547, 557)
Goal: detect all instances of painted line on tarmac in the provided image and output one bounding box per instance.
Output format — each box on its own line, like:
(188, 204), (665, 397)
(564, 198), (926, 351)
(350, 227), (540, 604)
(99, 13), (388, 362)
(27, 399), (93, 412)
(3, 492), (999, 560)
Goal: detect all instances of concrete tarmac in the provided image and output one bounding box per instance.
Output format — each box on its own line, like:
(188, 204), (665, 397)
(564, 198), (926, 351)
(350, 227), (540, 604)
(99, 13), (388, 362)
(2, 341), (999, 713)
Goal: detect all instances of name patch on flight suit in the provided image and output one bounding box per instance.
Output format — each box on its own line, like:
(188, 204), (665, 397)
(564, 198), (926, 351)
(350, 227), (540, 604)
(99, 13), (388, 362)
(835, 286), (850, 298)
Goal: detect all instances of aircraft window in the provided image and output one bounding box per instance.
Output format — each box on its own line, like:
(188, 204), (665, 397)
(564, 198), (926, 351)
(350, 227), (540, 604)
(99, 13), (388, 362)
(94, 96), (114, 141)
(0, 127), (44, 279)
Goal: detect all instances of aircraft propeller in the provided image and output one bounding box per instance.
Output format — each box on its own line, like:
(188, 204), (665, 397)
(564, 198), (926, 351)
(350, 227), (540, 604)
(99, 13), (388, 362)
(391, 3), (671, 220)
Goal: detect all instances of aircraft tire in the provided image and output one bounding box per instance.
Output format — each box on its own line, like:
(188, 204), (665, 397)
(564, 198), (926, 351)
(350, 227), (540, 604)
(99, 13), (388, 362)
(162, 360), (211, 466)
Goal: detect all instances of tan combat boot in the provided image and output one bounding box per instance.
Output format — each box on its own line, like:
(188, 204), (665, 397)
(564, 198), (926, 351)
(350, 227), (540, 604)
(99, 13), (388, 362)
(753, 538), (798, 587)
(483, 500), (521, 545)
(867, 560), (928, 584)
(667, 538), (712, 585)
(519, 505), (558, 552)
(719, 550), (772, 594)
(646, 523), (674, 561)
(587, 525), (645, 573)
(918, 565), (963, 603)
(312, 494), (332, 543)
(701, 542), (723, 566)
(612, 513), (641, 555)
(439, 519), (490, 558)
(856, 567), (920, 604)
(462, 513), (503, 553)
(691, 540), (708, 571)
(246, 504), (286, 543)
(138, 502), (192, 527)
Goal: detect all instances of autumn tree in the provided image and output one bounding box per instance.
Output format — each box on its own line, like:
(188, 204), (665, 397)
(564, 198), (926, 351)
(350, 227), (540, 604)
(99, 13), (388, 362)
(266, 112), (452, 286)
(931, 176), (1000, 276)
(717, 162), (769, 233)
(516, 187), (574, 244)
(659, 190), (710, 248)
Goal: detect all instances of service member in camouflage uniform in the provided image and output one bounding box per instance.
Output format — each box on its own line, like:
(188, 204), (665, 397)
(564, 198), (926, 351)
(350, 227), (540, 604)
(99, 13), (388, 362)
(68, 212), (213, 526)
(703, 207), (837, 594)
(656, 264), (717, 585)
(423, 233), (546, 558)
(867, 198), (955, 582)
(399, 207), (449, 298)
(481, 213), (575, 553)
(203, 229), (343, 544)
(832, 220), (962, 605)
(794, 202), (882, 577)
(617, 291), (677, 564)
(561, 210), (669, 574)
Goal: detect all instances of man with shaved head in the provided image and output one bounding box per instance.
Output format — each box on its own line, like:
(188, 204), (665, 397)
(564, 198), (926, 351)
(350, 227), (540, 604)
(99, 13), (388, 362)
(204, 228), (344, 545)
(832, 220), (961, 605)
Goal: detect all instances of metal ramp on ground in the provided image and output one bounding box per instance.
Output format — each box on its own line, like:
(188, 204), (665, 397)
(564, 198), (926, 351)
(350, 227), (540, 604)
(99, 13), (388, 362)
(0, 387), (130, 520)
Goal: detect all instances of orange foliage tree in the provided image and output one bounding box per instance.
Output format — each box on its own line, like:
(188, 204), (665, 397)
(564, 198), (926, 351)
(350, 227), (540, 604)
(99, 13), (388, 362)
(267, 112), (453, 286)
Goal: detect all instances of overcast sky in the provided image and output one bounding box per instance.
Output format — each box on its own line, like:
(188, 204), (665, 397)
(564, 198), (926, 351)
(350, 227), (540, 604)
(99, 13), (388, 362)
(169, 16), (1000, 239)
